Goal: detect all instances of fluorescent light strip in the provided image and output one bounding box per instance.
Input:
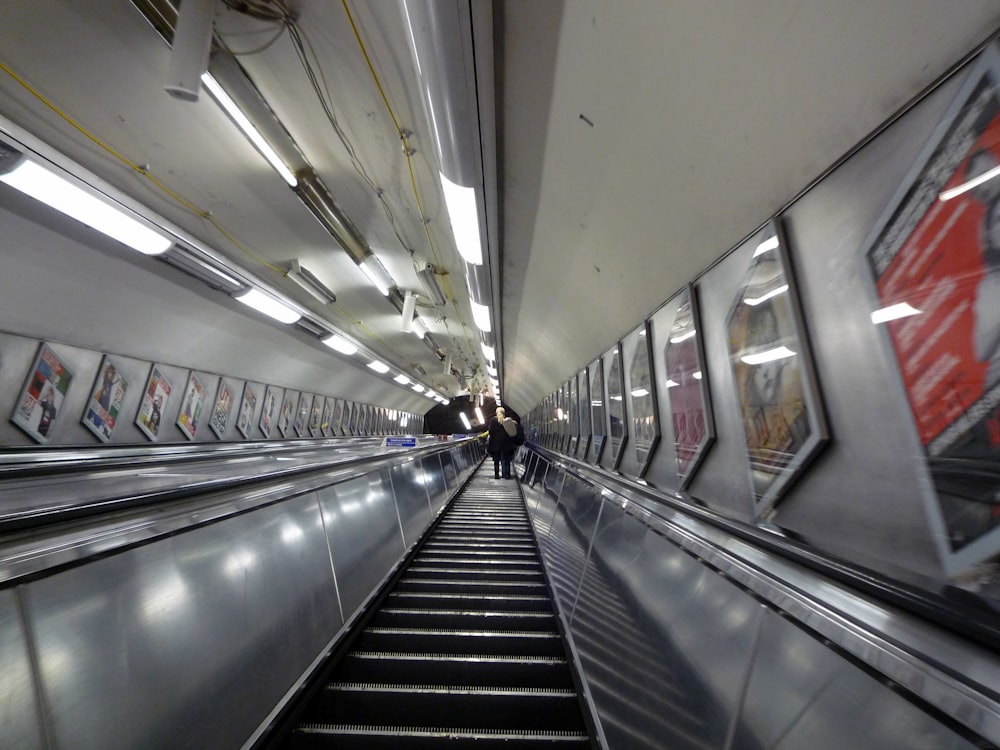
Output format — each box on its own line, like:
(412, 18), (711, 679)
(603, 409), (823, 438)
(359, 255), (394, 296)
(744, 284), (789, 306)
(367, 360), (390, 373)
(440, 172), (483, 265)
(412, 317), (429, 338)
(470, 300), (492, 332)
(0, 159), (173, 255)
(394, 374), (411, 385)
(459, 412), (472, 430)
(233, 288), (301, 324)
(481, 342), (495, 361)
(201, 73), (297, 187)
(322, 334), (358, 355)
(871, 302), (921, 324)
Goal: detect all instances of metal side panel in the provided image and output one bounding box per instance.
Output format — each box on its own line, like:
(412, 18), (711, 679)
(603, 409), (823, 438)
(420, 454), (449, 515)
(733, 608), (978, 750)
(0, 589), (42, 749)
(440, 450), (459, 489)
(544, 474), (603, 623)
(319, 469), (404, 621)
(24, 492), (339, 750)
(391, 460), (433, 548)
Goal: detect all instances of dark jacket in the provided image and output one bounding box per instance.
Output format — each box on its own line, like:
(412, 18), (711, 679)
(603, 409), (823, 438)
(486, 417), (516, 455)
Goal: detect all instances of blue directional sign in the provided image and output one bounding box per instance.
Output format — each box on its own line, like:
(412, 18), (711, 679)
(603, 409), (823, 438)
(384, 436), (417, 448)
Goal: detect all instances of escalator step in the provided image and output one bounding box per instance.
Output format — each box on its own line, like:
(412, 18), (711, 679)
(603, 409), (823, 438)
(292, 723), (590, 749)
(303, 683), (585, 730)
(355, 627), (564, 656)
(334, 651), (576, 689)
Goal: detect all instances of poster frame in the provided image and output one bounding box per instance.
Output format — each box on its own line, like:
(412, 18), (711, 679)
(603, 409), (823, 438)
(81, 354), (127, 443)
(176, 371), (207, 441)
(136, 364), (171, 442)
(11, 342), (74, 444)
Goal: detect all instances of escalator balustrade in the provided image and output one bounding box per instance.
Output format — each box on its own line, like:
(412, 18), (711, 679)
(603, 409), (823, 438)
(281, 466), (593, 748)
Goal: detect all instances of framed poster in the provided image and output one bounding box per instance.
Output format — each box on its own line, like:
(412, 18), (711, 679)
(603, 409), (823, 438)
(176, 372), (207, 441)
(81, 355), (127, 443)
(259, 385), (280, 438)
(624, 320), (660, 477)
(209, 381), (235, 439)
(236, 383), (258, 439)
(320, 397), (334, 436)
(862, 43), (1000, 573)
(331, 398), (345, 436)
(726, 220), (828, 516)
(587, 359), (607, 464)
(308, 395), (324, 436)
(277, 392), (295, 437)
(659, 284), (715, 489)
(604, 343), (628, 470)
(577, 367), (592, 459)
(346, 401), (358, 435)
(136, 365), (171, 442)
(293, 392), (312, 437)
(11, 343), (74, 444)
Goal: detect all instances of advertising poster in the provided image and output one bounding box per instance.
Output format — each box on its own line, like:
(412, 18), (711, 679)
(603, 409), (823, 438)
(662, 285), (714, 487)
(309, 395), (324, 436)
(81, 355), (127, 443)
(863, 46), (1000, 571)
(11, 343), (74, 444)
(294, 392), (312, 437)
(176, 372), (207, 441)
(209, 381), (234, 439)
(136, 365), (171, 441)
(320, 397), (334, 436)
(277, 393), (294, 437)
(332, 398), (345, 436)
(259, 385), (279, 438)
(237, 384), (257, 439)
(726, 221), (827, 514)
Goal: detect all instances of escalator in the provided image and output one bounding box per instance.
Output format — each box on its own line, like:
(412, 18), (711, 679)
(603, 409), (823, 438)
(275, 465), (595, 748)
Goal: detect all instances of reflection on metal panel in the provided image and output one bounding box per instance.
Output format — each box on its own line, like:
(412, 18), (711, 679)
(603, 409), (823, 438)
(440, 450), (459, 489)
(0, 590), (41, 750)
(571, 505), (732, 750)
(420, 454), (448, 514)
(543, 475), (601, 620)
(391, 460), (432, 548)
(734, 609), (976, 750)
(26, 493), (338, 750)
(319, 471), (404, 621)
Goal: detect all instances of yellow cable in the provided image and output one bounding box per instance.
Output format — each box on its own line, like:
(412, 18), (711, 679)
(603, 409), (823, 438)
(0, 58), (286, 276)
(339, 0), (478, 366)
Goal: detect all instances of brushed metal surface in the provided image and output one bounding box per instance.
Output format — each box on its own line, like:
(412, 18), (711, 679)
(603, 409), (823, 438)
(26, 492), (338, 750)
(318, 470), (405, 621)
(734, 608), (977, 750)
(0, 590), (42, 750)
(391, 460), (433, 549)
(544, 474), (604, 623)
(420, 454), (449, 515)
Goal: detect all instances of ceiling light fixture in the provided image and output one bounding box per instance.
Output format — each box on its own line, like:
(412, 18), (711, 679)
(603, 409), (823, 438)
(286, 259), (337, 304)
(394, 374), (411, 385)
(322, 334), (358, 355)
(367, 360), (390, 374)
(481, 342), (495, 361)
(233, 288), (302, 324)
(412, 317), (429, 339)
(470, 300), (492, 332)
(359, 252), (395, 296)
(0, 147), (173, 256)
(200, 73), (297, 187)
(440, 173), (483, 265)
(401, 290), (417, 331)
(418, 263), (449, 307)
(459, 412), (472, 430)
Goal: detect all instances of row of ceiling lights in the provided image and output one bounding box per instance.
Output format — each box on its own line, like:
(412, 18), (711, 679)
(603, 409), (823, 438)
(151, 0), (502, 404)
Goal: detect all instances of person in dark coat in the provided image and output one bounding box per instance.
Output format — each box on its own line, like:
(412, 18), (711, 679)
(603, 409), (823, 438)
(486, 407), (517, 479)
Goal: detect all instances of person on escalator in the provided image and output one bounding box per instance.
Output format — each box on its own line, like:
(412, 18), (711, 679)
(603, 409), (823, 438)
(486, 407), (518, 479)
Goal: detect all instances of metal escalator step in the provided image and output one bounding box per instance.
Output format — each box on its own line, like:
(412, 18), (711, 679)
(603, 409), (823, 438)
(355, 627), (564, 656)
(387, 591), (553, 612)
(397, 577), (546, 591)
(371, 607), (558, 632)
(292, 723), (591, 749)
(334, 651), (576, 689)
(305, 683), (586, 732)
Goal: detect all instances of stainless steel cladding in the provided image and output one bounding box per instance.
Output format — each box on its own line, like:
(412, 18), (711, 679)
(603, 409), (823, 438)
(0, 440), (483, 749)
(518, 450), (999, 749)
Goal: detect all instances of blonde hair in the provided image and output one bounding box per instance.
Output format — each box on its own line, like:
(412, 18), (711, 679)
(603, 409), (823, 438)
(496, 407), (506, 419)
